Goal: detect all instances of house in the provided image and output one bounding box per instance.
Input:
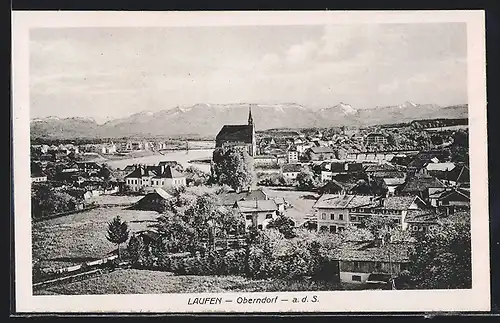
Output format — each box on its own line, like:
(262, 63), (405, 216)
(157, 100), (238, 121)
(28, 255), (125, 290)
(296, 142), (314, 155)
(447, 163), (470, 187)
(405, 209), (440, 233)
(313, 194), (428, 233)
(308, 146), (336, 161)
(215, 106), (256, 157)
(75, 161), (102, 175)
(320, 162), (364, 182)
(365, 133), (388, 145)
(333, 241), (410, 284)
(235, 199), (279, 230)
(219, 188), (269, 208)
(125, 164), (186, 192)
(396, 174), (447, 201)
(287, 146), (299, 163)
(428, 187), (470, 215)
(314, 194), (377, 233)
(318, 179), (357, 195)
(31, 163), (47, 183)
(383, 178), (406, 196)
(131, 188), (173, 212)
(254, 155), (278, 166)
(281, 163), (303, 180)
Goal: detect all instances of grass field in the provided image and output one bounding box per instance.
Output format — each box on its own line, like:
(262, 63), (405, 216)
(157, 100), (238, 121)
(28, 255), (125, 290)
(32, 196), (158, 271)
(35, 269), (352, 295)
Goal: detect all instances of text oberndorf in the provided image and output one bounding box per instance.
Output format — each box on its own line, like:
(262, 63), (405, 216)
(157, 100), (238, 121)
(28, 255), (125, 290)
(187, 297), (222, 305)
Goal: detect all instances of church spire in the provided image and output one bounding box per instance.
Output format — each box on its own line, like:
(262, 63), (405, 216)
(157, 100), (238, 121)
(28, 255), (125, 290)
(248, 105), (254, 126)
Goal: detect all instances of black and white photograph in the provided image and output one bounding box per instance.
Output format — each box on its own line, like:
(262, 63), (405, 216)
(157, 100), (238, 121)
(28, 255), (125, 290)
(12, 11), (489, 313)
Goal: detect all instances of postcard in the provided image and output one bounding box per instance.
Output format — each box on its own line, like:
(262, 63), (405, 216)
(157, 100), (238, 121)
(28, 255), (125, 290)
(12, 10), (489, 313)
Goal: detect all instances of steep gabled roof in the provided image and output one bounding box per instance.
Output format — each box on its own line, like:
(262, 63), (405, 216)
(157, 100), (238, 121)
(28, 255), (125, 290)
(282, 163), (303, 173)
(237, 199), (278, 212)
(160, 166), (184, 179)
(310, 146), (334, 154)
(216, 124), (253, 144)
(400, 175), (446, 193)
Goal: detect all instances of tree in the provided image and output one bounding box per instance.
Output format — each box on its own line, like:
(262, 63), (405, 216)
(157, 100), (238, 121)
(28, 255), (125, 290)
(106, 216), (130, 260)
(184, 166), (210, 187)
(296, 167), (318, 191)
(360, 215), (396, 241)
(267, 215), (297, 238)
(407, 213), (471, 289)
(154, 186), (245, 255)
(210, 147), (254, 192)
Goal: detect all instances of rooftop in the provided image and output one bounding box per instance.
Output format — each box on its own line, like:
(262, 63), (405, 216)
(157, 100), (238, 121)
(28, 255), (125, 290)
(282, 163), (303, 173)
(216, 124), (254, 144)
(236, 199), (278, 213)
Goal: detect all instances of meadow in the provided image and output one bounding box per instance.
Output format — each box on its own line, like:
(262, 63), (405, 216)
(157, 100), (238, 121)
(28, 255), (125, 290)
(32, 195), (157, 271)
(35, 269), (355, 295)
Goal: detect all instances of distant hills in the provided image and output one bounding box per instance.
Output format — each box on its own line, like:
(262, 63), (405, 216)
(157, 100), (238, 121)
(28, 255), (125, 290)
(30, 102), (468, 139)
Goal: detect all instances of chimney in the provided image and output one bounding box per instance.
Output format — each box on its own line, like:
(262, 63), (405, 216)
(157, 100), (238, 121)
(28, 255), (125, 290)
(255, 197), (258, 209)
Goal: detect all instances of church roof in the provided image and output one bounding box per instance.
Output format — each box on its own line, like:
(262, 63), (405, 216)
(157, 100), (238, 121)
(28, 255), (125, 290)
(216, 124), (254, 144)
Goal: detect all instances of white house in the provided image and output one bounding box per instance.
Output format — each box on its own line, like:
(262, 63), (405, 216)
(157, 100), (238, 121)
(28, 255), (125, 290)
(235, 199), (279, 231)
(281, 163), (303, 180)
(125, 164), (186, 192)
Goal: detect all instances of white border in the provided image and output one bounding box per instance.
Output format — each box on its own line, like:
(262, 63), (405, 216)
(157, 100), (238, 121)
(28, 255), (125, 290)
(12, 10), (489, 313)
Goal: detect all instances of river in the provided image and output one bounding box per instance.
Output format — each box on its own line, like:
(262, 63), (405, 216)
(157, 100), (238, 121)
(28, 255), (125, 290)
(106, 149), (214, 173)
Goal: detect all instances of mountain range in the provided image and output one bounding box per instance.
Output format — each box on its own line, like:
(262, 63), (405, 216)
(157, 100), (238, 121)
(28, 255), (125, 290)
(30, 102), (468, 139)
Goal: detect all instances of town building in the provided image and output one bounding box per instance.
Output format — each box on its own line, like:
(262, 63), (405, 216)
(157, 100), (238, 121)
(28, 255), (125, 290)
(281, 163), (303, 180)
(333, 241), (410, 284)
(215, 106), (256, 157)
(31, 163), (47, 183)
(253, 155), (278, 166)
(125, 164), (186, 192)
(313, 194), (428, 233)
(287, 146), (299, 163)
(308, 146), (336, 161)
(364, 133), (388, 145)
(235, 199), (279, 230)
(130, 187), (173, 212)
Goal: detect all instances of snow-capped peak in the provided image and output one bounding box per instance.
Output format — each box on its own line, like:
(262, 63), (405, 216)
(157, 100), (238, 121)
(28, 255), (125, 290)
(398, 101), (418, 109)
(336, 102), (357, 115)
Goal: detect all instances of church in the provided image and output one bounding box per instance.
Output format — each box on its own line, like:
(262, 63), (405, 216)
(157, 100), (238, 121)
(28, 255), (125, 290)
(215, 105), (257, 157)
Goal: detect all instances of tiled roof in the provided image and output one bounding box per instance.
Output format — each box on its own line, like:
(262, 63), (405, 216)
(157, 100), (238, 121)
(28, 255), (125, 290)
(237, 199), (278, 212)
(383, 178), (406, 186)
(379, 196), (417, 210)
(282, 163), (303, 173)
(125, 165), (184, 179)
(313, 194), (376, 209)
(370, 171), (405, 179)
(405, 209), (439, 223)
(216, 125), (254, 144)
(310, 146), (334, 154)
(426, 162), (456, 172)
(364, 163), (398, 172)
(400, 175), (446, 193)
(333, 241), (411, 263)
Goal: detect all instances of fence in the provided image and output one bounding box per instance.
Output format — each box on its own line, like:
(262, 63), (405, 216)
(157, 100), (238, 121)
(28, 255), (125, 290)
(33, 203), (99, 222)
(33, 255), (119, 290)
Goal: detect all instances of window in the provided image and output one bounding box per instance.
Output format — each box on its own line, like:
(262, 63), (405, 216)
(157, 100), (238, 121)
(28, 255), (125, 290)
(266, 213), (273, 219)
(350, 216), (357, 222)
(321, 213), (326, 220)
(246, 214), (253, 220)
(339, 214), (344, 221)
(352, 275), (362, 282)
(330, 226), (337, 233)
(330, 214), (335, 220)
(320, 226), (328, 232)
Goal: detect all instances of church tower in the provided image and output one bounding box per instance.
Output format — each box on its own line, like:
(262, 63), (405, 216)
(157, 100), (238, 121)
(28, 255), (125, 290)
(248, 105), (254, 126)
(248, 105), (256, 156)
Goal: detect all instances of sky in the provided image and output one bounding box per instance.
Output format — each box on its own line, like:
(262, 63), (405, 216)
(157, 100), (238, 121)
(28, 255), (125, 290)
(30, 23), (468, 124)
